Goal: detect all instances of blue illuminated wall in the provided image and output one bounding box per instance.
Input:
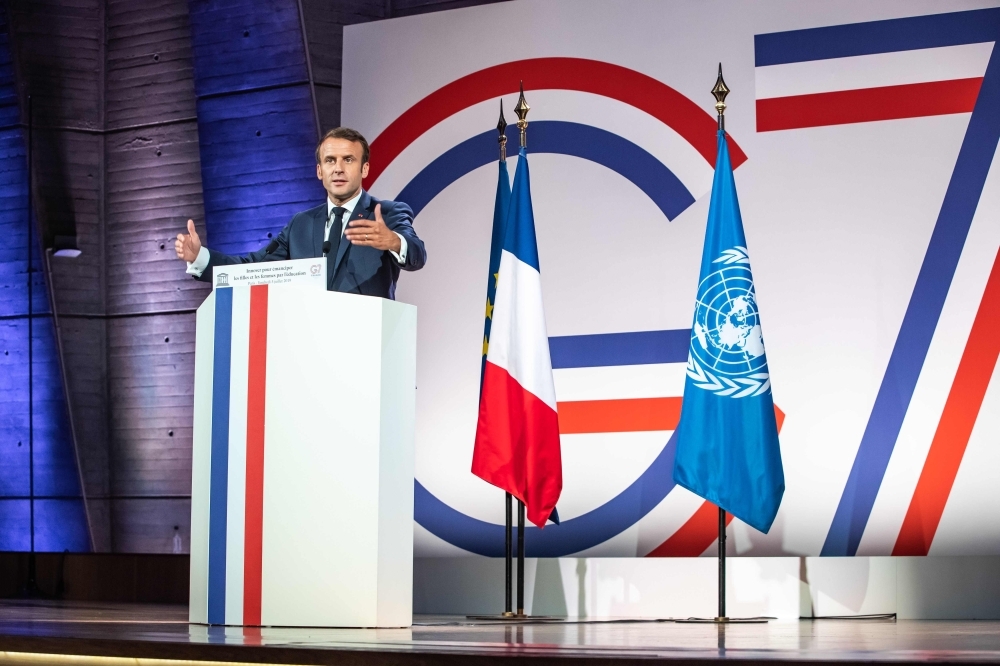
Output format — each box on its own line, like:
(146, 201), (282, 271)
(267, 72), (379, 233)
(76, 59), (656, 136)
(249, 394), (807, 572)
(0, 4), (90, 553)
(188, 0), (321, 256)
(186, 0), (505, 258)
(0, 0), (501, 555)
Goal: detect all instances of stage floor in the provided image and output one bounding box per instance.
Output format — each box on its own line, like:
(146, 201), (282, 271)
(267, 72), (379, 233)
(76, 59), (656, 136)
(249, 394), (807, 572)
(1, 600), (1000, 665)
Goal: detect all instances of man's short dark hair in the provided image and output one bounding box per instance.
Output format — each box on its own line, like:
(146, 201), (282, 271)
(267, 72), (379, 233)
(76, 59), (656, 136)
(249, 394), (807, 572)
(316, 127), (370, 165)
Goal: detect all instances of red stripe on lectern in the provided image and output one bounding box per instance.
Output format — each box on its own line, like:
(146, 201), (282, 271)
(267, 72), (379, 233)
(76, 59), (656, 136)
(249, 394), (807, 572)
(893, 249), (1000, 556)
(756, 78), (982, 132)
(243, 284), (269, 626)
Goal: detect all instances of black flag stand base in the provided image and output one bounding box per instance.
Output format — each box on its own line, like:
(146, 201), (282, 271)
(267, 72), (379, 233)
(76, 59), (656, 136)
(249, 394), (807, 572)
(676, 508), (772, 624)
(466, 495), (559, 621)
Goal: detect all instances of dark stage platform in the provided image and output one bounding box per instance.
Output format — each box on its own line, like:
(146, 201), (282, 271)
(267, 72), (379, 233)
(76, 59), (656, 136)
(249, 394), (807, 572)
(1, 600), (999, 665)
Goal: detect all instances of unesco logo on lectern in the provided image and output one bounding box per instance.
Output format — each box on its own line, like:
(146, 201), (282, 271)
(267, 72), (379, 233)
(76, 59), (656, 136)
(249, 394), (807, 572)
(216, 272), (229, 287)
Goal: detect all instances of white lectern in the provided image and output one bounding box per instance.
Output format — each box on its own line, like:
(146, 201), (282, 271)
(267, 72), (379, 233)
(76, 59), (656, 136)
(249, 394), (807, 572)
(188, 284), (416, 627)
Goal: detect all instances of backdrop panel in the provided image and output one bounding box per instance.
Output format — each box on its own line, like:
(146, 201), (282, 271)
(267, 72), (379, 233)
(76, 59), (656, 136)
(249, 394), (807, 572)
(343, 0), (1000, 558)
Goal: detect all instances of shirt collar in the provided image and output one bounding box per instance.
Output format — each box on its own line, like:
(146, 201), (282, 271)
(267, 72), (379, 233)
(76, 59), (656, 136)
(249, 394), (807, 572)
(328, 189), (364, 222)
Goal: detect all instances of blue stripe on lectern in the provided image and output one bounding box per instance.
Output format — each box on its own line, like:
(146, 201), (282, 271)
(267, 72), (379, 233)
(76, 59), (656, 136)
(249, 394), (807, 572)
(208, 288), (233, 625)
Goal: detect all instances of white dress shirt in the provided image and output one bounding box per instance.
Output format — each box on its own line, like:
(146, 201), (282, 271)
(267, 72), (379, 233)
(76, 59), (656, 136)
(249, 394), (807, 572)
(186, 189), (406, 277)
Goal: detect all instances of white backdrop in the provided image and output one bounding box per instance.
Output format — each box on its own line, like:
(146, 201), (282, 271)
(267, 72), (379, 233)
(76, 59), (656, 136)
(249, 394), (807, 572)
(343, 0), (1000, 558)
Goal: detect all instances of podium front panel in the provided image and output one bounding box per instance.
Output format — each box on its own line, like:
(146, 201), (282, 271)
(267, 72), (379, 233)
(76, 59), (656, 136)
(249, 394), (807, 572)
(189, 285), (416, 627)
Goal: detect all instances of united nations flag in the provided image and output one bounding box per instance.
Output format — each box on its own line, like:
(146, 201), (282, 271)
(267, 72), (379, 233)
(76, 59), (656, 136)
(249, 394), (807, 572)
(672, 129), (785, 534)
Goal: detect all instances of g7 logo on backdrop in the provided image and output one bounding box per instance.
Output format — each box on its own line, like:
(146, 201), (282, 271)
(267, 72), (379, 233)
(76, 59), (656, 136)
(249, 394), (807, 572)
(365, 57), (757, 557)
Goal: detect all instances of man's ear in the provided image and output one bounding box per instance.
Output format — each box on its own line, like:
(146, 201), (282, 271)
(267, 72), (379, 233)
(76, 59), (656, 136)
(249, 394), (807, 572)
(316, 163), (323, 180)
(361, 161), (370, 179)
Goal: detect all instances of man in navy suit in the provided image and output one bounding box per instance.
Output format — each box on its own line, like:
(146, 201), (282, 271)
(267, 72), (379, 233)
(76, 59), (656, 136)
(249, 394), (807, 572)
(175, 127), (425, 299)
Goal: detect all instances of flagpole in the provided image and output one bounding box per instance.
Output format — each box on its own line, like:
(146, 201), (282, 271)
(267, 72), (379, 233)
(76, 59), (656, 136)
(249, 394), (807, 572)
(718, 507), (727, 620)
(495, 104), (516, 619)
(514, 83), (529, 618)
(505, 492), (513, 616)
(517, 500), (525, 615)
(712, 66), (730, 622)
(713, 63), (729, 132)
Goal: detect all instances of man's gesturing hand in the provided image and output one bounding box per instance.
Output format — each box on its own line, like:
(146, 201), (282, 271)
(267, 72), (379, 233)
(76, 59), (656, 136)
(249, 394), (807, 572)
(175, 219), (202, 263)
(344, 204), (401, 253)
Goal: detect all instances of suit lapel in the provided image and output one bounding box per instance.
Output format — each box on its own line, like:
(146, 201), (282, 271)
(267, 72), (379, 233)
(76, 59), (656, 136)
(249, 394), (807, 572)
(331, 191), (374, 283)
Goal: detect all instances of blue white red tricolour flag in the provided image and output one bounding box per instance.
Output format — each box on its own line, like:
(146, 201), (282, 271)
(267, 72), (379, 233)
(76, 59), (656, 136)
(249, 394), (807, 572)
(472, 146), (562, 529)
(673, 129), (785, 534)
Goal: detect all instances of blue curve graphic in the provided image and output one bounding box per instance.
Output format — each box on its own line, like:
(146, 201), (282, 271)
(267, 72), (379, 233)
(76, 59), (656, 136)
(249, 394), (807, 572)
(398, 121), (698, 556)
(416, 431), (678, 557)
(398, 121), (695, 221)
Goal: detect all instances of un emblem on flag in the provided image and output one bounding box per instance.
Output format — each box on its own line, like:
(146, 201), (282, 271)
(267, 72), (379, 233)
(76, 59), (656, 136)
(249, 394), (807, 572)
(687, 247), (771, 398)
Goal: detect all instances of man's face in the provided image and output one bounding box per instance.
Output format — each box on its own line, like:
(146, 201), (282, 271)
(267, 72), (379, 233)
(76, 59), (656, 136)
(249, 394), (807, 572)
(316, 137), (369, 204)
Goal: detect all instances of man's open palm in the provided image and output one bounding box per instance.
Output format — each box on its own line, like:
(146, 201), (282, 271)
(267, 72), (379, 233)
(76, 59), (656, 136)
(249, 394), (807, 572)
(344, 204), (401, 253)
(175, 219), (202, 263)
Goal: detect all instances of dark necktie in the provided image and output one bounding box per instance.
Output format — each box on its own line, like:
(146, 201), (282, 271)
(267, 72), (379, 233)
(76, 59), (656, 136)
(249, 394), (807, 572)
(327, 207), (347, 290)
(328, 207), (347, 257)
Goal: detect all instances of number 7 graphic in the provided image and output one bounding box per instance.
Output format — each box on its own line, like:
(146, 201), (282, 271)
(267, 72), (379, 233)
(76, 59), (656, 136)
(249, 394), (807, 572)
(755, 8), (1000, 556)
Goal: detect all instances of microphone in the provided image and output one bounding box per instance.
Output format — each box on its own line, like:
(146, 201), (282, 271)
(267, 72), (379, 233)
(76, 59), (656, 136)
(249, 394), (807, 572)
(322, 240), (331, 256)
(263, 239), (280, 255)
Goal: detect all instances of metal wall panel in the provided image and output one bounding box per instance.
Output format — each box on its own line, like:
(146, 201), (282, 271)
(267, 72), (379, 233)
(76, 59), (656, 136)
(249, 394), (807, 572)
(106, 0), (199, 130)
(107, 313), (196, 498)
(189, 0), (309, 97)
(104, 120), (207, 314)
(102, 0), (208, 552)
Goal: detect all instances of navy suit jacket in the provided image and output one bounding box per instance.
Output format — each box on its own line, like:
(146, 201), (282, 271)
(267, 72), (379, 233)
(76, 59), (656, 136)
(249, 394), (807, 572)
(196, 192), (426, 299)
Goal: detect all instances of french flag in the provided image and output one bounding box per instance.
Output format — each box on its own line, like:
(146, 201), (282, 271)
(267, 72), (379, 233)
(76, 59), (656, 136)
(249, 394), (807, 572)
(472, 147), (562, 529)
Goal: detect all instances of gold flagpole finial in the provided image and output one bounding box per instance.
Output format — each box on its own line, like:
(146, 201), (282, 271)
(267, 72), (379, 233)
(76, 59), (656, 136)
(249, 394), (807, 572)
(497, 99), (508, 162)
(514, 81), (530, 148)
(711, 63), (730, 131)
